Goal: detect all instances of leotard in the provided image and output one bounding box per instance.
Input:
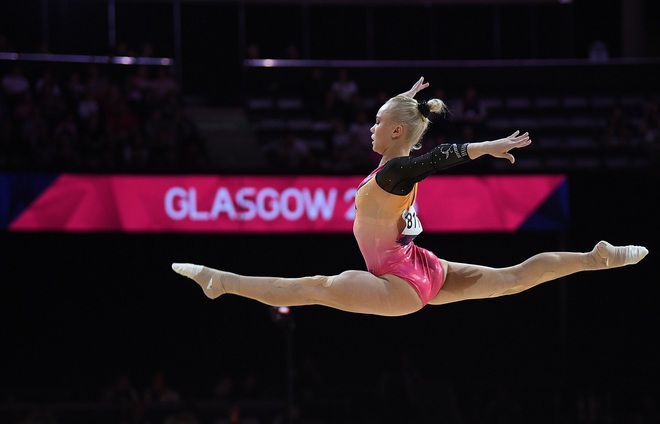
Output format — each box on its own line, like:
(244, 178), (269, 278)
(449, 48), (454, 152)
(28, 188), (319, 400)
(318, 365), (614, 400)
(353, 143), (470, 305)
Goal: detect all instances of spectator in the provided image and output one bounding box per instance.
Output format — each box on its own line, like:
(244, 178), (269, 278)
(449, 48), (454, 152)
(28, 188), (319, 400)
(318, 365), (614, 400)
(332, 131), (374, 173)
(34, 69), (62, 101)
(112, 41), (137, 58)
(143, 370), (182, 405)
(604, 104), (632, 147)
(1, 64), (30, 106)
(588, 40), (609, 62)
(126, 65), (153, 119)
(143, 107), (166, 142)
(32, 122), (57, 169)
(52, 112), (82, 170)
(84, 64), (110, 103)
(327, 68), (359, 124)
(79, 112), (108, 169)
(347, 109), (374, 150)
(151, 66), (179, 102)
(139, 41), (155, 58)
(302, 67), (330, 121)
(639, 96), (660, 145)
(53, 111), (79, 143)
(77, 88), (101, 121)
(37, 77), (67, 131)
(104, 86), (140, 144)
(329, 119), (351, 153)
(102, 372), (140, 407)
(12, 91), (37, 132)
(150, 126), (179, 172)
(457, 122), (478, 144)
(451, 86), (487, 138)
(63, 70), (87, 111)
(11, 92), (45, 166)
(173, 104), (209, 171)
(173, 103), (201, 147)
(52, 127), (82, 170)
(264, 130), (314, 171)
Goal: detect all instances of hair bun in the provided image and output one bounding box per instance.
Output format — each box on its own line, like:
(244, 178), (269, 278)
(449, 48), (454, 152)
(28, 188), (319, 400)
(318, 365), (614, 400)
(417, 100), (430, 118)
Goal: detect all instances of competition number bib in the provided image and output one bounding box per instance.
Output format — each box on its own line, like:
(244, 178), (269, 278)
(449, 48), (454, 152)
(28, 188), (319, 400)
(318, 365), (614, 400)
(401, 204), (423, 236)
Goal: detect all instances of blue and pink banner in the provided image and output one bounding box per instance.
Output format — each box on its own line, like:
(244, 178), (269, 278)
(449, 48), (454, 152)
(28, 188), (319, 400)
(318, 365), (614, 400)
(1, 173), (568, 233)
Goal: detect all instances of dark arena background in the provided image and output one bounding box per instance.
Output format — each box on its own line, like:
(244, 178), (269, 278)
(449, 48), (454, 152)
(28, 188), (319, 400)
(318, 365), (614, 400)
(1, 0), (659, 423)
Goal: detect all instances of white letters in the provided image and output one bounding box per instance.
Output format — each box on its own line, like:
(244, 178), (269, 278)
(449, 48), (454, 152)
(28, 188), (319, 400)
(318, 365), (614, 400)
(210, 188), (237, 220)
(280, 188), (304, 220)
(306, 188), (337, 220)
(164, 185), (355, 223)
(235, 187), (256, 220)
(343, 188), (357, 221)
(189, 188), (209, 221)
(257, 187), (279, 221)
(164, 187), (188, 221)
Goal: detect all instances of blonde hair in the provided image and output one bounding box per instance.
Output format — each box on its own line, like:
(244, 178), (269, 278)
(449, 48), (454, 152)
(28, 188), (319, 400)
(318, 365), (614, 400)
(385, 95), (447, 151)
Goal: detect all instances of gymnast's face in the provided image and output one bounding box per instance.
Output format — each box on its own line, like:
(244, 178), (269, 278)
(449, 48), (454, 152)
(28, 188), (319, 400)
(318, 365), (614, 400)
(371, 101), (399, 155)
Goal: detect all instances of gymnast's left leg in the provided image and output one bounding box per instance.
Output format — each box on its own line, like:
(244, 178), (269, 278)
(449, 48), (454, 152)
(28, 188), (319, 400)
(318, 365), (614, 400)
(429, 240), (648, 305)
(171, 264), (424, 316)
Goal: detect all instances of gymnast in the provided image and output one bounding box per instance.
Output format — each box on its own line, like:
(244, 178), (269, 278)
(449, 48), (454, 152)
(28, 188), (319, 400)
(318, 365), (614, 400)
(172, 77), (648, 317)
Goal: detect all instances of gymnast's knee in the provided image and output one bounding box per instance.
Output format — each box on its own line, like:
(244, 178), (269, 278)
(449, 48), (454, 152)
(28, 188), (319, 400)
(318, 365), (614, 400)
(273, 275), (334, 288)
(332, 270), (375, 285)
(488, 285), (526, 297)
(312, 275), (335, 288)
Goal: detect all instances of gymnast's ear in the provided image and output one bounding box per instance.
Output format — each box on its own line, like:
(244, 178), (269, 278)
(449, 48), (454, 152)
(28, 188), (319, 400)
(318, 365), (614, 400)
(392, 124), (403, 139)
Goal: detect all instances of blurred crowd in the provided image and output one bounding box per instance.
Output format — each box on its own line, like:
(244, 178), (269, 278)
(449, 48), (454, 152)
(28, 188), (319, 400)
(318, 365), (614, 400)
(251, 66), (493, 174)
(2, 54), (659, 175)
(1, 48), (209, 174)
(6, 355), (660, 424)
(252, 65), (660, 174)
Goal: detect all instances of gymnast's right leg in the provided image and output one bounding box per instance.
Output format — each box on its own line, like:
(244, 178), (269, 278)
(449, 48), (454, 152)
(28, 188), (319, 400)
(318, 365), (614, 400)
(429, 240), (648, 305)
(171, 264), (424, 316)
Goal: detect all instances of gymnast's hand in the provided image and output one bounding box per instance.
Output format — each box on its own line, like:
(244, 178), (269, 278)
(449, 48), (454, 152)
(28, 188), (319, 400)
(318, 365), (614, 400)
(399, 76), (430, 98)
(467, 130), (532, 163)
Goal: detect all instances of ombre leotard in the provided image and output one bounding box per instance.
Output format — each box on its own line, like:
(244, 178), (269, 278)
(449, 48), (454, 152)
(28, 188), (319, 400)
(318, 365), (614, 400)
(353, 143), (470, 305)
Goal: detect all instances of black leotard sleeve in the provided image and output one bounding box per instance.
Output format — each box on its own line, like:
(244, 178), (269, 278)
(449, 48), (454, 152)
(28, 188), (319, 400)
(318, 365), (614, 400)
(375, 143), (471, 195)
